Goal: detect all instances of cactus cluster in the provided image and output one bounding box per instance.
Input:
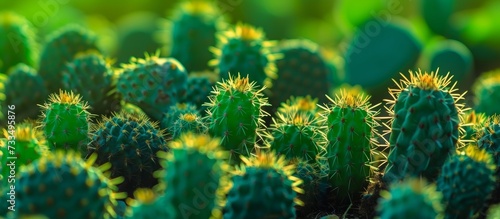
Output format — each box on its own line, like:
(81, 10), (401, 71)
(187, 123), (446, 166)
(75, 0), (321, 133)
(3, 2), (500, 218)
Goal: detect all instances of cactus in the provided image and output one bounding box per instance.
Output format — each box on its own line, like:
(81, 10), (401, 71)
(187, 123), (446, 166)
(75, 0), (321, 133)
(38, 25), (100, 93)
(62, 53), (121, 116)
(2, 63), (48, 122)
(269, 109), (324, 164)
(383, 70), (465, 183)
(39, 90), (91, 152)
(437, 145), (496, 218)
(87, 111), (168, 198)
(224, 152), (303, 219)
(15, 150), (125, 218)
(171, 113), (208, 139)
(117, 52), (188, 121)
(377, 178), (443, 219)
(166, 0), (225, 72)
(344, 21), (422, 94)
(160, 103), (199, 130)
(125, 189), (168, 219)
(0, 121), (48, 187)
(319, 89), (380, 200)
(209, 23), (279, 89)
(461, 110), (487, 142)
(204, 74), (270, 164)
(473, 69), (500, 116)
(0, 12), (37, 74)
(270, 39), (335, 107)
(155, 133), (228, 219)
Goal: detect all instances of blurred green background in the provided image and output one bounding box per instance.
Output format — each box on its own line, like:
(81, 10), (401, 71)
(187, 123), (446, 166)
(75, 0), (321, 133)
(2, 0), (500, 98)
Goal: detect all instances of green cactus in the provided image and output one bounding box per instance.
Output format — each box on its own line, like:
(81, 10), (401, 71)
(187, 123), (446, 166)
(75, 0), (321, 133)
(270, 39), (335, 107)
(319, 89), (380, 200)
(160, 103), (199, 130)
(461, 110), (487, 142)
(39, 90), (91, 152)
(166, 0), (225, 72)
(38, 25), (100, 93)
(117, 53), (188, 121)
(204, 74), (270, 164)
(62, 52), (121, 116)
(0, 121), (48, 187)
(377, 178), (443, 219)
(344, 21), (422, 94)
(420, 0), (456, 38)
(170, 113), (208, 139)
(473, 69), (500, 116)
(125, 189), (168, 219)
(0, 12), (37, 74)
(155, 133), (228, 219)
(224, 152), (303, 219)
(437, 145), (496, 219)
(383, 70), (465, 183)
(209, 23), (279, 89)
(87, 111), (168, 198)
(269, 109), (324, 164)
(15, 150), (125, 218)
(2, 63), (48, 122)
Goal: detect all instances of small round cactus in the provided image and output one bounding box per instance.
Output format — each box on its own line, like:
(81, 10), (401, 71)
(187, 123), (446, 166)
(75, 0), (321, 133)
(209, 23), (279, 89)
(87, 111), (168, 198)
(62, 52), (121, 116)
(39, 90), (91, 152)
(170, 113), (208, 139)
(224, 152), (303, 219)
(377, 178), (443, 219)
(437, 145), (496, 218)
(15, 150), (126, 218)
(117, 52), (188, 121)
(38, 25), (100, 93)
